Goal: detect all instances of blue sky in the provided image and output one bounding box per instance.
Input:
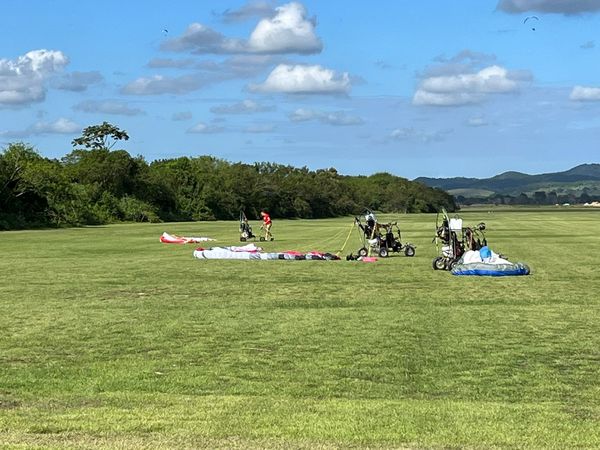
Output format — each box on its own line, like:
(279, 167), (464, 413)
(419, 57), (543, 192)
(1, 0), (599, 177)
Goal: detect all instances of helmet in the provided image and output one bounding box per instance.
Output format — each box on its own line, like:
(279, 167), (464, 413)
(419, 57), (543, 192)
(479, 246), (491, 260)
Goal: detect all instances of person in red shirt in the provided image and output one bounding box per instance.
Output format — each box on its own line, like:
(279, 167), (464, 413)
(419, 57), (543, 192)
(260, 210), (273, 241)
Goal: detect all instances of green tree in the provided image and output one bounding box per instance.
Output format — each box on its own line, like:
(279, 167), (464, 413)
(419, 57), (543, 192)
(62, 149), (145, 199)
(0, 143), (49, 228)
(71, 121), (129, 150)
(533, 191), (548, 205)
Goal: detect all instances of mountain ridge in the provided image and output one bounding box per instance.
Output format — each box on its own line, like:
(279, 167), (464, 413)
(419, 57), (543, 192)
(414, 164), (600, 197)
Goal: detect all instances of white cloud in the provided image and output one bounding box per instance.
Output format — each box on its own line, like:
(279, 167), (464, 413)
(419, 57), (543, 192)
(422, 66), (517, 94)
(211, 99), (274, 114)
(570, 85), (600, 101)
(247, 2), (322, 54)
(413, 91), (483, 106)
(250, 64), (351, 94)
(1, 117), (79, 138)
(497, 0), (600, 15)
(73, 100), (144, 116)
(414, 65), (524, 106)
(33, 118), (79, 134)
(0, 49), (68, 106)
(187, 122), (225, 133)
(161, 2), (321, 55)
(19, 50), (68, 73)
(289, 108), (363, 126)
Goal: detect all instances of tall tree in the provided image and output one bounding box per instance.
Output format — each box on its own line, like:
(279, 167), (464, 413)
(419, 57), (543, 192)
(71, 122), (129, 150)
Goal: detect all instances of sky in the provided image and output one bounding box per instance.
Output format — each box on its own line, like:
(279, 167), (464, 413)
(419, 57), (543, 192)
(1, 0), (600, 178)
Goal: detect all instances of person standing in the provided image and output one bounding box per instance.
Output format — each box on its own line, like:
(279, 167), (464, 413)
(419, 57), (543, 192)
(260, 210), (273, 241)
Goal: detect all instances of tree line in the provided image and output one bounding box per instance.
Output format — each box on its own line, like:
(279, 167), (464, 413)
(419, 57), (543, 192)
(456, 190), (600, 206)
(0, 123), (457, 230)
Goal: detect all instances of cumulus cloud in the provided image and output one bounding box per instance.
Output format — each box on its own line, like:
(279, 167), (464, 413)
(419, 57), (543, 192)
(54, 71), (103, 92)
(497, 0), (600, 15)
(414, 64), (527, 106)
(288, 108), (363, 126)
(570, 85), (600, 101)
(73, 100), (144, 116)
(246, 2), (322, 54)
(250, 64), (351, 94)
(422, 66), (517, 92)
(211, 99), (274, 114)
(1, 117), (79, 138)
(161, 2), (321, 55)
(220, 0), (275, 23)
(172, 111), (192, 121)
(187, 122), (225, 133)
(0, 49), (68, 106)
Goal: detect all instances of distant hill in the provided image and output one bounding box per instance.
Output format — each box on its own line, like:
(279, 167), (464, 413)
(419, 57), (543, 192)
(415, 164), (600, 195)
(414, 164), (600, 204)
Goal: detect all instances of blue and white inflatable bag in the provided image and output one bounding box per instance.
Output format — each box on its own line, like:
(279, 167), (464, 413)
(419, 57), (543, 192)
(451, 247), (530, 276)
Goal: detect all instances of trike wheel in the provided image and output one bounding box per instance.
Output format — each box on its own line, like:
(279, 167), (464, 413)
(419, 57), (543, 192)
(433, 257), (445, 270)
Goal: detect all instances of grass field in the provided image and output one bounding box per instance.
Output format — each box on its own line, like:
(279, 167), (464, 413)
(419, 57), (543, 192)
(1, 209), (600, 449)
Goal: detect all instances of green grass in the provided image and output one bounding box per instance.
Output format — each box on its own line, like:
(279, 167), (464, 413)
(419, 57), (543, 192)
(1, 210), (600, 449)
